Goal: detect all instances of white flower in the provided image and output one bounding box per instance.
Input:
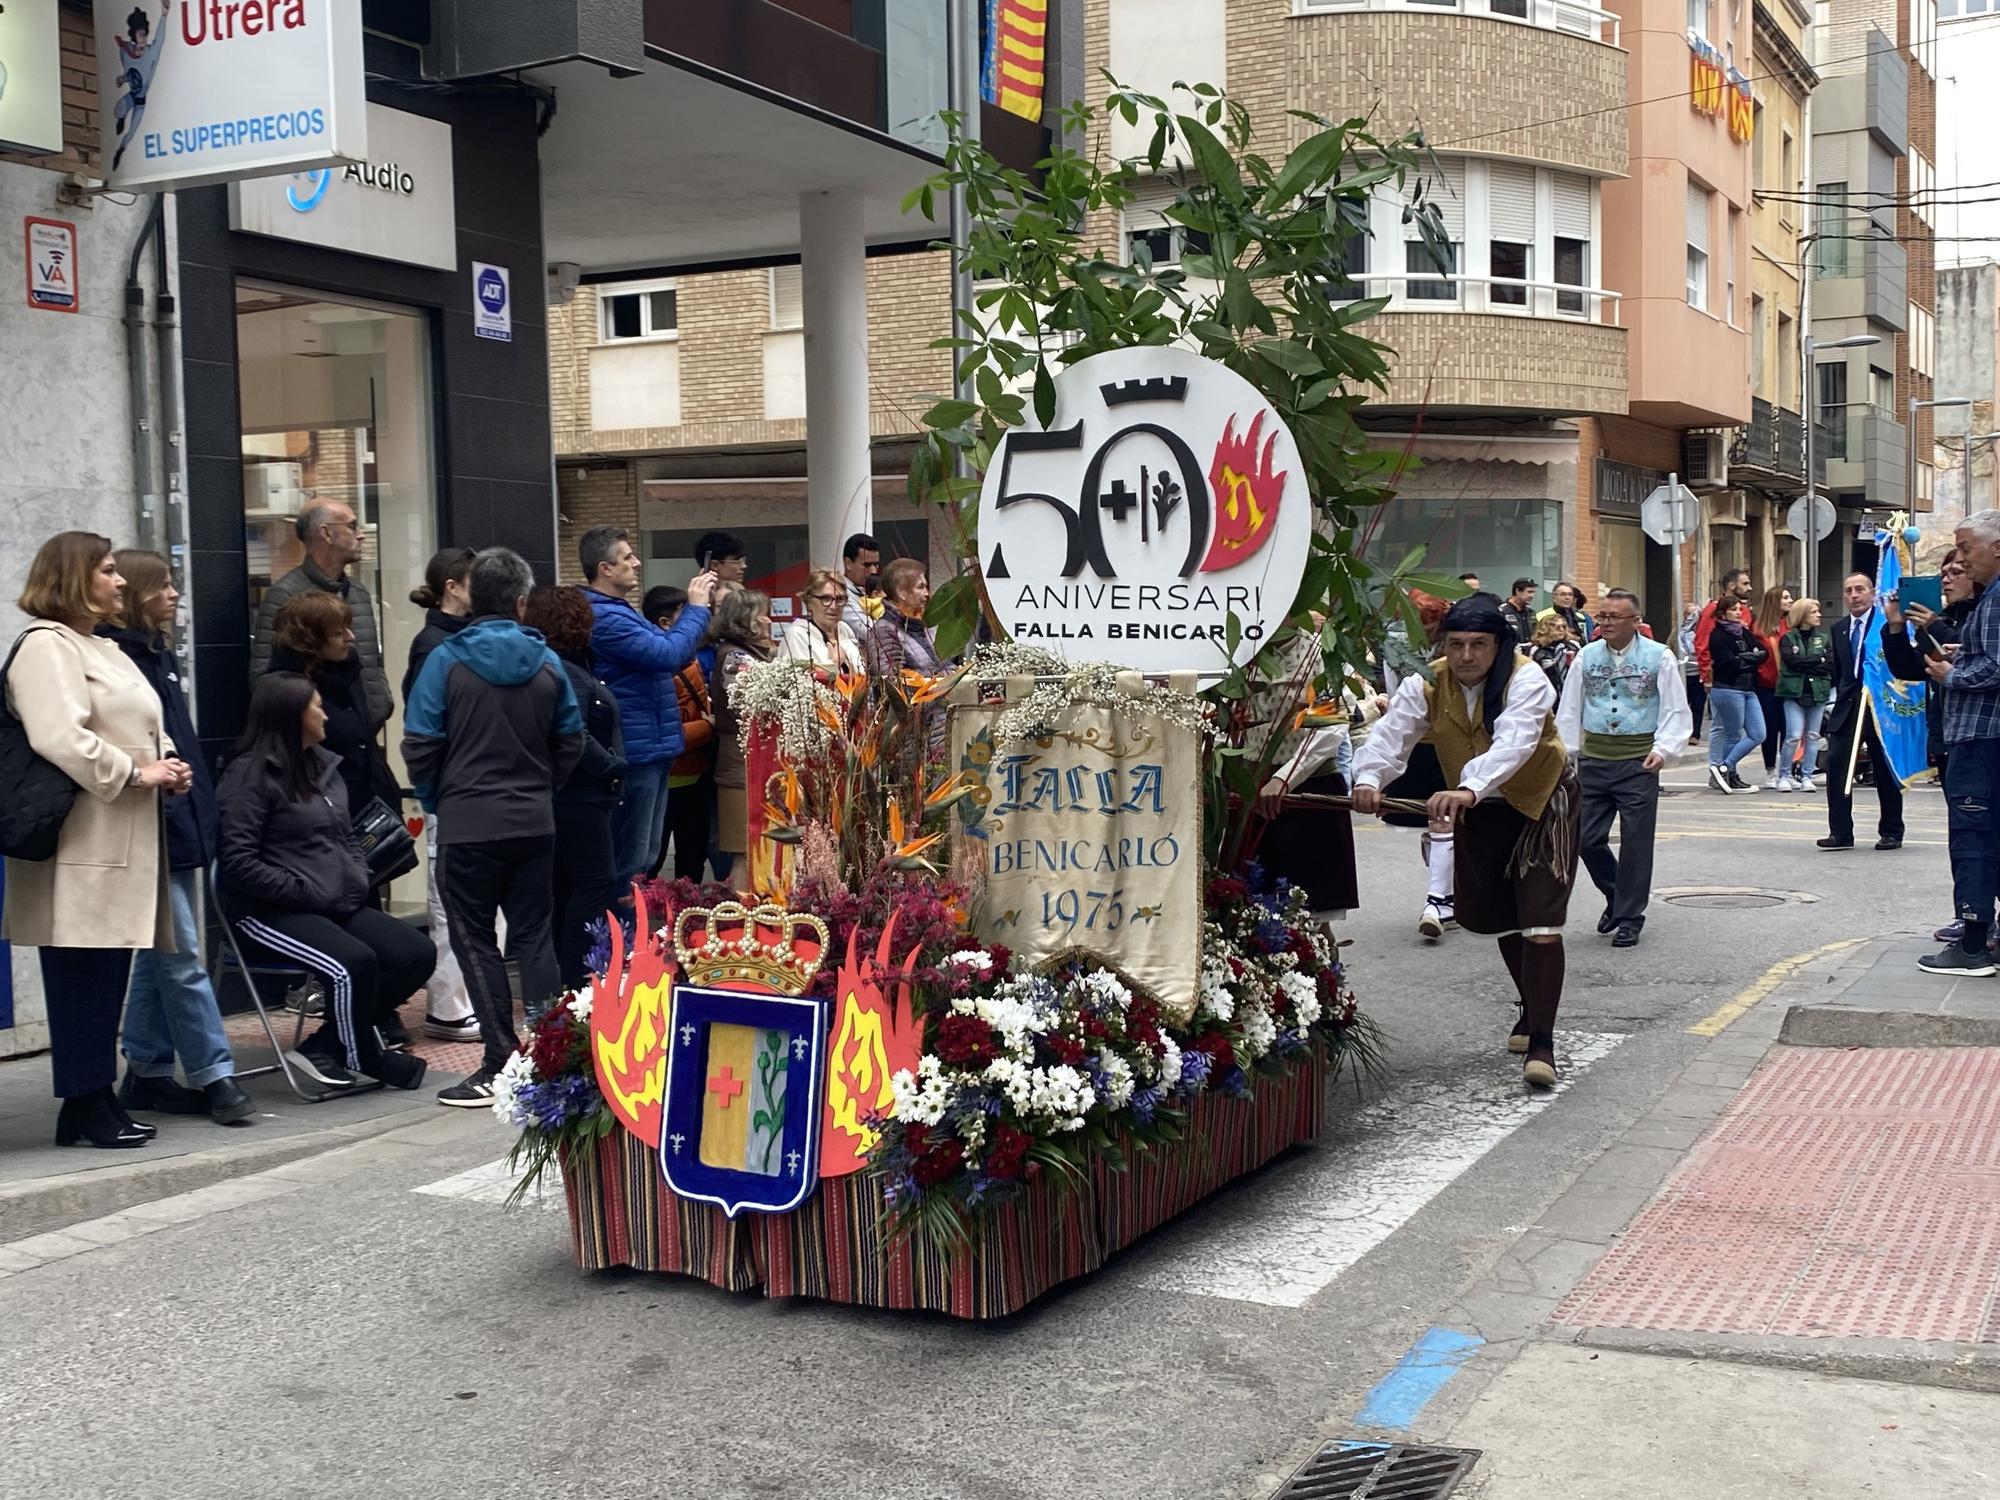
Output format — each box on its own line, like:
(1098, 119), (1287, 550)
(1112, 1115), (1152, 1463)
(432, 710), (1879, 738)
(1156, 1034), (1184, 1088)
(1198, 977), (1236, 1024)
(1026, 1063), (1096, 1129)
(950, 992), (1040, 1060)
(1096, 1050), (1134, 1109)
(945, 949), (995, 971)
(490, 1049), (537, 1129)
(890, 1055), (952, 1127)
(1239, 1000), (1278, 1062)
(956, 1112), (989, 1152)
(1279, 969), (1321, 1027)
(1077, 969), (1132, 1013)
(565, 987), (592, 1022)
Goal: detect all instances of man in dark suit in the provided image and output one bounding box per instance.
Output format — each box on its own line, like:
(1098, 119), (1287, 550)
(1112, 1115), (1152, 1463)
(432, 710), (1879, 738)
(1820, 571), (1905, 851)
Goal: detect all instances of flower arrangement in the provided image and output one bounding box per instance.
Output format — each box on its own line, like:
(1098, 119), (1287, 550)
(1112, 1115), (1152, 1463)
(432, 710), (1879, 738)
(958, 641), (1212, 749)
(492, 987), (614, 1205)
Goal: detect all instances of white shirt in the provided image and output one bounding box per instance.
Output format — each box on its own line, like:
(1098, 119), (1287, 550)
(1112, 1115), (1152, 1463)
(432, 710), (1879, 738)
(1554, 639), (1694, 761)
(1351, 665), (1558, 804)
(780, 618), (864, 674)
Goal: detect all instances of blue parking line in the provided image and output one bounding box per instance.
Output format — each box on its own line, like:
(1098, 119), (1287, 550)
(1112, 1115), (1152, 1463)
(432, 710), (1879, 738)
(1354, 1327), (1485, 1430)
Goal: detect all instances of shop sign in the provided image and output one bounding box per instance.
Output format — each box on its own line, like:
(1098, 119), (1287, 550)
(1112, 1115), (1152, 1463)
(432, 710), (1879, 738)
(1689, 37), (1754, 143)
(1595, 458), (1664, 519)
(0, 0), (63, 155)
(975, 346), (1312, 675)
(24, 216), (78, 313)
(229, 104), (456, 270)
(472, 261), (511, 342)
(97, 0), (366, 193)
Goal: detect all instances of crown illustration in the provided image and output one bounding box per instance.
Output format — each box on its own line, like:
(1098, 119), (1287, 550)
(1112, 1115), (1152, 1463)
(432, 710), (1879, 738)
(1101, 376), (1189, 406)
(672, 901), (830, 995)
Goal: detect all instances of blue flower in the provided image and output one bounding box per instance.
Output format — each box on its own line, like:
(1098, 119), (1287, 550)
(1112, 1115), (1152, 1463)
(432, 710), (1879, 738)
(1176, 1049), (1213, 1095)
(1129, 1086), (1161, 1124)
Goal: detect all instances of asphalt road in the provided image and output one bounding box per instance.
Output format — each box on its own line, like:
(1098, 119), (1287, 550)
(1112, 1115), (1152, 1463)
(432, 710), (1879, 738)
(0, 761), (1952, 1500)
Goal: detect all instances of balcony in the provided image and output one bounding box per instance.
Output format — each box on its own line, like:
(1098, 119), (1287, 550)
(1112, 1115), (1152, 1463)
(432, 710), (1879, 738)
(1366, 307), (1628, 415)
(1729, 397), (1807, 489)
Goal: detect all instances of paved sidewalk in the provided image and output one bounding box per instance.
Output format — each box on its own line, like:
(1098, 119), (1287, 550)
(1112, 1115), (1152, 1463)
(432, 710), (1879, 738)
(1783, 933), (2000, 1047)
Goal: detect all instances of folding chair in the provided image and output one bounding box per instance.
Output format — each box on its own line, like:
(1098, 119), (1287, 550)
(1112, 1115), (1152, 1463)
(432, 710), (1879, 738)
(204, 868), (340, 1102)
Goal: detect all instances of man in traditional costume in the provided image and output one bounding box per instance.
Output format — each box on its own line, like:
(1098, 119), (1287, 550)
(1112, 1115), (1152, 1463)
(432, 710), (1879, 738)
(1352, 596), (1580, 1088)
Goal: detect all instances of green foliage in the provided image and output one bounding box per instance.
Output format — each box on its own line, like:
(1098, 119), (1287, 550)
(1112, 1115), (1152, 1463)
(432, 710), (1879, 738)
(902, 80), (1459, 869)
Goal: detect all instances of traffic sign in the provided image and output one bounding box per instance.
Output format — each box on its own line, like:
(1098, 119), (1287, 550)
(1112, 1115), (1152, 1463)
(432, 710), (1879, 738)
(1640, 481), (1699, 545)
(1786, 493), (1836, 543)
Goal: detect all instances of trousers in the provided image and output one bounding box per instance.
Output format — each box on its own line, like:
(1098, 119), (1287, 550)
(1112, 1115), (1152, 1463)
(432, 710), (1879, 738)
(1578, 756), (1661, 928)
(40, 947), (135, 1099)
(1707, 687), (1765, 774)
(237, 907), (435, 1077)
(612, 759), (672, 888)
(123, 867), (235, 1087)
(1824, 709), (1906, 843)
(439, 835), (559, 1074)
(552, 803), (621, 991)
(1946, 735), (2000, 930)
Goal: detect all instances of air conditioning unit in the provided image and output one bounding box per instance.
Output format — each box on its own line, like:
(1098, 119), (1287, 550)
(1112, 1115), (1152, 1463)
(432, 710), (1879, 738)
(243, 462), (304, 519)
(1683, 431), (1730, 489)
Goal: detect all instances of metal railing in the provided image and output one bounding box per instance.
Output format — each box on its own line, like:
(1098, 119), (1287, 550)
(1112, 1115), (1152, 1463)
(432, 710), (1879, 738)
(1333, 271), (1623, 324)
(1294, 0), (1620, 46)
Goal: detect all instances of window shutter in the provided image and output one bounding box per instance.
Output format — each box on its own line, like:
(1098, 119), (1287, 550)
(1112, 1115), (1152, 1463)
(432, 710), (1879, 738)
(1488, 162), (1537, 242)
(770, 265), (803, 330)
(1686, 181), (1711, 251)
(1410, 158), (1466, 241)
(1122, 176), (1181, 234)
(1553, 172), (1592, 238)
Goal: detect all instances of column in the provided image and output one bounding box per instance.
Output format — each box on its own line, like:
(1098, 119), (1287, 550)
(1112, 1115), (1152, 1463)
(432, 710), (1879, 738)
(800, 191), (871, 570)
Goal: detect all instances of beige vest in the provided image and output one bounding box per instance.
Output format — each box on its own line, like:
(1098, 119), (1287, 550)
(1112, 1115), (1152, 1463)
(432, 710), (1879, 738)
(1422, 654), (1567, 821)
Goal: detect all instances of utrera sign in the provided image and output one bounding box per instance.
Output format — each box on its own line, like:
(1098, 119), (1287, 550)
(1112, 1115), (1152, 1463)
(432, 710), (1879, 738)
(976, 347), (1312, 675)
(96, 0), (365, 193)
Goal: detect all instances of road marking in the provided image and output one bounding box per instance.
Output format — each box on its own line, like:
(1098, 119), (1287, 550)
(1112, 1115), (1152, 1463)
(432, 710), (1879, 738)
(413, 1156), (562, 1210)
(1685, 938), (1869, 1037)
(1658, 831), (1946, 846)
(1355, 1327), (1485, 1430)
(1125, 1030), (1627, 1309)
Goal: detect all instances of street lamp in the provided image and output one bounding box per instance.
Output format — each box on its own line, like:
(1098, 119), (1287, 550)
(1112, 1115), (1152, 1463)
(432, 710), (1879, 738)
(1911, 396), (1972, 531)
(1800, 332), (1882, 605)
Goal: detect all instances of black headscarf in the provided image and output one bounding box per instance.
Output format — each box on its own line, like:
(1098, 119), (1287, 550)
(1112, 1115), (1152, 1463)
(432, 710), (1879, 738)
(1438, 594), (1516, 732)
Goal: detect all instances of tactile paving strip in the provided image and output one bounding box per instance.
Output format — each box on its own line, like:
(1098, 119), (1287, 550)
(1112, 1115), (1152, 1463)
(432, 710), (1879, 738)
(1557, 1047), (2000, 1343)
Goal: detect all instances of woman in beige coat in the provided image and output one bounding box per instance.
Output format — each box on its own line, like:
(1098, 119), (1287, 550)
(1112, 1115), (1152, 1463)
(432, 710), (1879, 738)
(4, 533), (191, 1148)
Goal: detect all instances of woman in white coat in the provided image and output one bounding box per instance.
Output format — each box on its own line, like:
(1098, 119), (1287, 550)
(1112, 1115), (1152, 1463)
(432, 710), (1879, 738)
(780, 569), (865, 676)
(4, 533), (191, 1148)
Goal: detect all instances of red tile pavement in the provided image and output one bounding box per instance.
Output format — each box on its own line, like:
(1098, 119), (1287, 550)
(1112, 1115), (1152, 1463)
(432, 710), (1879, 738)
(1556, 1047), (2000, 1343)
(222, 995), (489, 1079)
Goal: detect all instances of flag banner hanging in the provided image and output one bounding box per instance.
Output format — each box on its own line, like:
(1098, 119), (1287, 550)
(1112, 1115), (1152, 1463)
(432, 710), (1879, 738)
(1865, 520), (1933, 787)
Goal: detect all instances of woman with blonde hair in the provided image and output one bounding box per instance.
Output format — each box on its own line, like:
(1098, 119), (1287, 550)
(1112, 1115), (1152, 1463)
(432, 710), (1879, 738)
(1775, 595), (1832, 792)
(782, 567), (865, 674)
(102, 551), (252, 1125)
(4, 533), (191, 1148)
(1529, 613), (1579, 696)
(709, 589), (776, 891)
(1751, 585), (1794, 788)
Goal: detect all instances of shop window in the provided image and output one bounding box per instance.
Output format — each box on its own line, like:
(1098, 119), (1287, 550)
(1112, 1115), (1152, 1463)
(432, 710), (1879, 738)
(1366, 498), (1560, 594)
(600, 282), (679, 342)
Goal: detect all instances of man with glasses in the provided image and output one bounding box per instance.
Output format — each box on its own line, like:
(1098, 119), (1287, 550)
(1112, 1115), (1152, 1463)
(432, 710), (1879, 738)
(253, 501), (392, 729)
(1556, 588), (1691, 948)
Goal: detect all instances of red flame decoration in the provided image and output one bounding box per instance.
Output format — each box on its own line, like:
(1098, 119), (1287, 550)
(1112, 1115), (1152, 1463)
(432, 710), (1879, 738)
(1200, 410), (1285, 573)
(588, 883), (674, 1149)
(819, 913), (924, 1178)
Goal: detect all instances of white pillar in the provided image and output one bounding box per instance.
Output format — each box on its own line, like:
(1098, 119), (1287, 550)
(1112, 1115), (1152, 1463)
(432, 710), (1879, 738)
(800, 191), (872, 569)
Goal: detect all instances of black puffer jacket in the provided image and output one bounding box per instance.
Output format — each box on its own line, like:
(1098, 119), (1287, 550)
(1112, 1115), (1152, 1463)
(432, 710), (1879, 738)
(553, 649), (627, 809)
(100, 626), (217, 872)
(215, 745), (370, 918)
(403, 607), (470, 706)
(268, 645), (400, 816)
(1708, 618), (1768, 689)
(1883, 589), (1986, 763)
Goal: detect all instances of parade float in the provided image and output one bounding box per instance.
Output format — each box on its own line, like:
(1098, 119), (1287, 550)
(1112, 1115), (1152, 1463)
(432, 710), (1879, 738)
(495, 85), (1461, 1316)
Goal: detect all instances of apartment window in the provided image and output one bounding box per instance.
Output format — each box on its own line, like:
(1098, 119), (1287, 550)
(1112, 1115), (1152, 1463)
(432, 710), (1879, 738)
(1324, 234), (1370, 303)
(1752, 103), (1767, 193)
(1818, 361), (1849, 458)
(1777, 310), (1796, 408)
(600, 281), (679, 342)
(1869, 366), (1894, 413)
(1725, 207), (1740, 325)
(1489, 0), (1529, 14)
(1910, 303), (1935, 377)
(1910, 152), (1935, 227)
(1405, 158), (1464, 303)
(1780, 133), (1795, 194)
(1687, 0), (1711, 38)
(1123, 180), (1214, 271)
(1406, 241), (1459, 300)
(1918, 461), (1935, 504)
(1814, 183), (1848, 277)
(1488, 161), (1536, 308)
(1553, 171), (1593, 316)
(769, 265), (803, 330)
(1750, 295), (1766, 393)
(1686, 182), (1712, 311)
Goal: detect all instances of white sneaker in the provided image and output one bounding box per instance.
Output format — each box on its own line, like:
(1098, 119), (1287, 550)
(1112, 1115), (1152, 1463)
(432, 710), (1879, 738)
(1417, 900), (1454, 942)
(1775, 775), (1795, 793)
(1799, 773), (1818, 792)
(1765, 771), (1783, 790)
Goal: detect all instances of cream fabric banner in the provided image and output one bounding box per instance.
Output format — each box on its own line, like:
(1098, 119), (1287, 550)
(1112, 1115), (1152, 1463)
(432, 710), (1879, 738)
(948, 674), (1203, 1022)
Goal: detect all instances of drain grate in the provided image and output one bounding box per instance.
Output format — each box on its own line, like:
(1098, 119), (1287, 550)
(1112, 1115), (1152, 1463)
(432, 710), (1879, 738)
(1663, 892), (1786, 910)
(1272, 1441), (1480, 1499)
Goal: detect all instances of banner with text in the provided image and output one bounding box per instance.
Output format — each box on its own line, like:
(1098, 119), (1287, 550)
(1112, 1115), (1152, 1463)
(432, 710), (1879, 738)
(949, 675), (1203, 1022)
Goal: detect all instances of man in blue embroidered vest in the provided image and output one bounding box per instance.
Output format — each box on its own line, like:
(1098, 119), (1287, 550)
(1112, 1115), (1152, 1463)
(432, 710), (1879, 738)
(1555, 589), (1692, 949)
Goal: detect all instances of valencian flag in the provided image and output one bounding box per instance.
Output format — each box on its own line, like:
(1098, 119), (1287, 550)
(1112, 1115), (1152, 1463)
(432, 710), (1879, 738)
(1857, 519), (1933, 788)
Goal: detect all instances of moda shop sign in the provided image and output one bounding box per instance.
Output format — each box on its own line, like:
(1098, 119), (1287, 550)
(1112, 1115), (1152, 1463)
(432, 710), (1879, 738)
(976, 346), (1312, 675)
(231, 103), (457, 271)
(97, 0), (366, 193)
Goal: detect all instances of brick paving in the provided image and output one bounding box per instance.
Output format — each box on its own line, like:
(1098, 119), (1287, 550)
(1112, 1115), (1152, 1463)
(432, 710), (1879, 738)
(1556, 1045), (2000, 1343)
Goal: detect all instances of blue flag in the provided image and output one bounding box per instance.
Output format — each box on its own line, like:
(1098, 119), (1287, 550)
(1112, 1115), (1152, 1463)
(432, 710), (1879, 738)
(1861, 528), (1931, 786)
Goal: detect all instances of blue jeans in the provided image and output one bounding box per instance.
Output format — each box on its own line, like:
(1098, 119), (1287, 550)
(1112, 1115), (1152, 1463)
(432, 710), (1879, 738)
(123, 867), (236, 1087)
(612, 759), (673, 888)
(1782, 699), (1825, 778)
(1707, 687), (1764, 775)
(1947, 736), (2000, 931)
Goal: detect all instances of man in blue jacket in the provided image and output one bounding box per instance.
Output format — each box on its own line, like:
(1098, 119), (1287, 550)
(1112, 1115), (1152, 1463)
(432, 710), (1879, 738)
(581, 525), (719, 887)
(404, 548), (586, 1106)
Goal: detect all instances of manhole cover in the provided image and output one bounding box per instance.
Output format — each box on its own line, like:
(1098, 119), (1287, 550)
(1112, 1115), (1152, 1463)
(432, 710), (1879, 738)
(1665, 892), (1786, 910)
(1273, 1441), (1480, 1499)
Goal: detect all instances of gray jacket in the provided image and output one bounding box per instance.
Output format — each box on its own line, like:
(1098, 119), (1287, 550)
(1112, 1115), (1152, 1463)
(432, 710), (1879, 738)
(252, 558), (393, 729)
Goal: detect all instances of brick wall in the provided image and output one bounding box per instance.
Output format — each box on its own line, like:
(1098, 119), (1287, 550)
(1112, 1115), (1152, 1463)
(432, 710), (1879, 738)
(1372, 313), (1626, 414)
(554, 461), (640, 584)
(0, 6), (100, 177)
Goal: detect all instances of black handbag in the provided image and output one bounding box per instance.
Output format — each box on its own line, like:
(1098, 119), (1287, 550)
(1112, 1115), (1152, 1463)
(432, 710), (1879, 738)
(0, 628), (81, 861)
(351, 797), (419, 888)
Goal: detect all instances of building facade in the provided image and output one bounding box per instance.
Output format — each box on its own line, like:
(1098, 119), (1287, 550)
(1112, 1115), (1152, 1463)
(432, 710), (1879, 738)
(1936, 261), (2000, 517)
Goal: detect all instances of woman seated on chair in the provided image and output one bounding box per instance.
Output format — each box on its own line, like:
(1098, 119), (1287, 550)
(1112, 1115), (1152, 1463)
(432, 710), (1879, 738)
(215, 673), (434, 1093)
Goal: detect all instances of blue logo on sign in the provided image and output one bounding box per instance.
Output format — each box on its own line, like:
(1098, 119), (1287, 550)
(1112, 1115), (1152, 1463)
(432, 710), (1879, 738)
(476, 267), (507, 312)
(285, 169), (332, 214)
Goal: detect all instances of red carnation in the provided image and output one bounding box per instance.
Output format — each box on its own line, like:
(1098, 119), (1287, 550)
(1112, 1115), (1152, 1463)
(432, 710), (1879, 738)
(1192, 1031), (1235, 1069)
(985, 1124), (1031, 1180)
(1206, 876), (1250, 906)
(912, 1136), (965, 1186)
(1041, 1034), (1087, 1067)
(1082, 1014), (1111, 1040)
(934, 1014), (1003, 1066)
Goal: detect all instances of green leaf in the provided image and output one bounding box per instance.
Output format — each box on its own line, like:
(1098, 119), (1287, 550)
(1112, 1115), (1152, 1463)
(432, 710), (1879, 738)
(1254, 339), (1324, 377)
(1266, 126), (1349, 206)
(926, 572), (985, 660)
(1033, 362), (1057, 428)
(1176, 115), (1242, 199)
(921, 398), (980, 430)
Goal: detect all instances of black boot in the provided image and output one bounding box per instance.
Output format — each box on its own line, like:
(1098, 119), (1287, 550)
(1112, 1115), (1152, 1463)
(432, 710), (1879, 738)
(102, 1085), (158, 1137)
(1519, 938), (1566, 1090)
(120, 1072), (207, 1115)
(204, 1077), (255, 1125)
(56, 1092), (151, 1149)
(371, 1050), (429, 1091)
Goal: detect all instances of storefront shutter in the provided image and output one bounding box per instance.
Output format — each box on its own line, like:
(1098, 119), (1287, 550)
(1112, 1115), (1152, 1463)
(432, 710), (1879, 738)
(1685, 181), (1712, 251)
(770, 265), (803, 330)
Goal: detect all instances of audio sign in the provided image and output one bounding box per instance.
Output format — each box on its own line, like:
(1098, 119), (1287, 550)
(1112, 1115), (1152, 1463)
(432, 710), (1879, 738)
(975, 346), (1312, 674)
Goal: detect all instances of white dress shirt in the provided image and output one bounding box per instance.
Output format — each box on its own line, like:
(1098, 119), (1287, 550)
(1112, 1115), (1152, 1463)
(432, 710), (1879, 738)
(1554, 639), (1694, 761)
(780, 618), (864, 674)
(1351, 664), (1558, 804)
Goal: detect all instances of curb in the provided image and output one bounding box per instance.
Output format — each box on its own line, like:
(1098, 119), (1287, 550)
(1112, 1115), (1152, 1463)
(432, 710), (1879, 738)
(1779, 1005), (2000, 1049)
(0, 1101), (440, 1243)
(1567, 1325), (2000, 1396)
